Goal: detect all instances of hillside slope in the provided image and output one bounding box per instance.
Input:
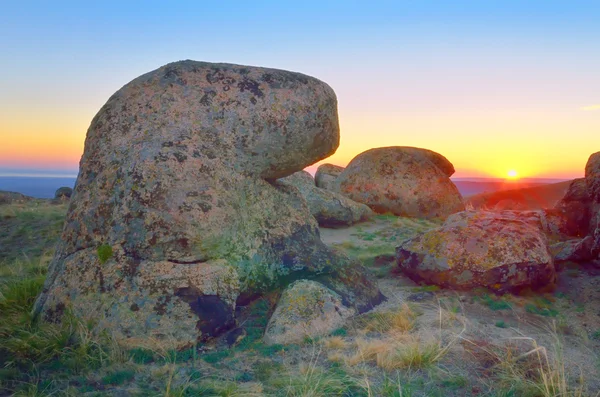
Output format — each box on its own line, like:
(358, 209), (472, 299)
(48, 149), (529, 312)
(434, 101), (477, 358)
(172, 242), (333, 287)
(465, 180), (572, 210)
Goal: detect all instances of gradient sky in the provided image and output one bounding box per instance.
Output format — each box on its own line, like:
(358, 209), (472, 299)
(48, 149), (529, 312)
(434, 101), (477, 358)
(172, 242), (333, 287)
(1, 1), (599, 178)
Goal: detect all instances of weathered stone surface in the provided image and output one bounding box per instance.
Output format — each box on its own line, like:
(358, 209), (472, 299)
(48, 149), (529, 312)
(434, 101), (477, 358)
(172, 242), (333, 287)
(279, 171), (373, 228)
(586, 152), (600, 258)
(396, 211), (555, 292)
(34, 60), (383, 348)
(465, 209), (565, 237)
(334, 147), (464, 219)
(585, 152), (600, 201)
(264, 280), (354, 345)
(315, 163), (344, 190)
(555, 178), (591, 237)
(550, 237), (594, 264)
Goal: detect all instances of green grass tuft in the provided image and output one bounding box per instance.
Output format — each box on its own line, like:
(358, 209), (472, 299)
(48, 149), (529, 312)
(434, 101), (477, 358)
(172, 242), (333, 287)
(97, 244), (113, 264)
(101, 368), (136, 385)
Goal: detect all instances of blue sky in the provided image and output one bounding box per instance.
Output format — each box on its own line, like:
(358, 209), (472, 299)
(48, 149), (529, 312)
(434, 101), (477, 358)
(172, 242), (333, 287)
(1, 1), (599, 178)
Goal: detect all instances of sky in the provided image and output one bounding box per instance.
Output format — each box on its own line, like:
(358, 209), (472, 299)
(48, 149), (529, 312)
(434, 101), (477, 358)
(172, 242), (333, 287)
(1, 1), (599, 179)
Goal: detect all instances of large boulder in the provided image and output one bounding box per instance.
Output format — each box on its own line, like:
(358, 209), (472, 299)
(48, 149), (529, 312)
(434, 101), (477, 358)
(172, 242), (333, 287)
(279, 171), (373, 228)
(396, 211), (555, 292)
(555, 178), (591, 237)
(315, 163), (344, 190)
(586, 152), (600, 257)
(333, 147), (464, 219)
(264, 280), (354, 345)
(33, 61), (384, 348)
(585, 152), (600, 201)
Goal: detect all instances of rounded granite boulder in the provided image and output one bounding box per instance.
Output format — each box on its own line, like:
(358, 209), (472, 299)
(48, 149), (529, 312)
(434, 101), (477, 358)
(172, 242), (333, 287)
(279, 170), (373, 228)
(33, 60), (384, 348)
(315, 163), (345, 190)
(334, 146), (464, 219)
(396, 211), (556, 292)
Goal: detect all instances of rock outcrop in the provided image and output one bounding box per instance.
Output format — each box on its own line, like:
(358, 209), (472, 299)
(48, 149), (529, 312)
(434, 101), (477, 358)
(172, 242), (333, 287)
(315, 163), (344, 190)
(333, 147), (464, 219)
(396, 211), (555, 292)
(555, 178), (591, 237)
(264, 280), (354, 345)
(585, 152), (600, 257)
(553, 152), (600, 262)
(279, 171), (373, 228)
(33, 60), (383, 348)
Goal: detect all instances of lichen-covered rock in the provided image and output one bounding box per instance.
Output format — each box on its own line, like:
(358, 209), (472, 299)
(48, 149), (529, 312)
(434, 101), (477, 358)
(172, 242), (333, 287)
(33, 60), (384, 348)
(458, 209), (565, 237)
(585, 152), (600, 201)
(550, 237), (594, 264)
(334, 147), (464, 219)
(586, 152), (600, 258)
(264, 280), (354, 345)
(315, 163), (344, 190)
(555, 178), (591, 237)
(279, 171), (373, 228)
(396, 211), (555, 292)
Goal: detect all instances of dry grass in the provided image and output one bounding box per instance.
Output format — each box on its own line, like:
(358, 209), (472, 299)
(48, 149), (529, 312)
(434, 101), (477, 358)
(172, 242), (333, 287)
(347, 338), (390, 366)
(322, 336), (347, 350)
(355, 303), (418, 334)
(461, 323), (598, 397)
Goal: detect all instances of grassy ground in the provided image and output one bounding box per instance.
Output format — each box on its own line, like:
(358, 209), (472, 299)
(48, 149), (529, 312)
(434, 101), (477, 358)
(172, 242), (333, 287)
(1, 202), (599, 396)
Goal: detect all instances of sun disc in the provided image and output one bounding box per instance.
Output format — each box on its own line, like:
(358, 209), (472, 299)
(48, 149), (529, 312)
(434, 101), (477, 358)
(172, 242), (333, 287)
(507, 170), (518, 179)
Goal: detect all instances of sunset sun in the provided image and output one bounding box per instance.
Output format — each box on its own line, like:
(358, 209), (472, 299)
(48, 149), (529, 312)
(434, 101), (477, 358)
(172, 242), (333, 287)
(507, 170), (519, 179)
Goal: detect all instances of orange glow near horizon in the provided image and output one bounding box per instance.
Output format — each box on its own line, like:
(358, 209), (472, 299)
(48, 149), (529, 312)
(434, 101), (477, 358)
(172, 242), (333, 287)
(1, 103), (596, 179)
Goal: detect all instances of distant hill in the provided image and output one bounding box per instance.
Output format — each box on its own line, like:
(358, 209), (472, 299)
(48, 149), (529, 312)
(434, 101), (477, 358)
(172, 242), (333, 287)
(0, 177), (76, 199)
(465, 180), (573, 210)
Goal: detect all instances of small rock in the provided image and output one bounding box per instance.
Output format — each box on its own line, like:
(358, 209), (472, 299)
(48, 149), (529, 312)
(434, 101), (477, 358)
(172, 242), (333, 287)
(315, 163), (345, 190)
(264, 280), (355, 345)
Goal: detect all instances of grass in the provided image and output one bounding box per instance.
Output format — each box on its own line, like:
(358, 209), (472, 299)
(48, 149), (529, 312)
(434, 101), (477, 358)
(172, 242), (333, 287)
(101, 368), (136, 385)
(524, 297), (559, 317)
(488, 330), (590, 396)
(333, 215), (439, 268)
(0, 201), (68, 263)
(477, 293), (513, 311)
(1, 200), (599, 396)
(354, 304), (418, 334)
